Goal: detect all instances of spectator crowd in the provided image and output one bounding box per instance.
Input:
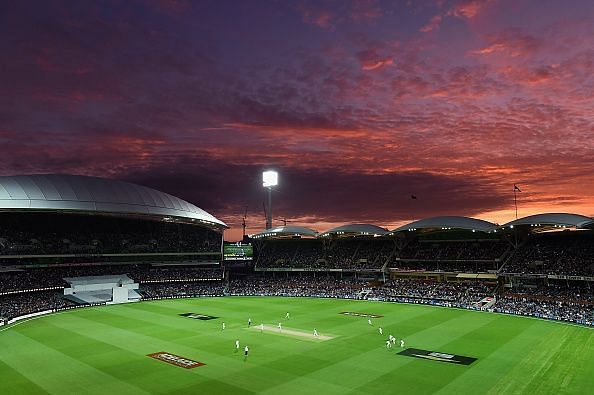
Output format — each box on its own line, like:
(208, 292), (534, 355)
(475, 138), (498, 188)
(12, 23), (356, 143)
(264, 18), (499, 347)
(0, 213), (221, 257)
(504, 233), (594, 276)
(1, 272), (593, 327)
(0, 265), (223, 294)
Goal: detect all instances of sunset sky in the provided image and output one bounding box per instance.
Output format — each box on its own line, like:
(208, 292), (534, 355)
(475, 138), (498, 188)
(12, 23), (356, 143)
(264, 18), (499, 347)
(1, 0), (593, 240)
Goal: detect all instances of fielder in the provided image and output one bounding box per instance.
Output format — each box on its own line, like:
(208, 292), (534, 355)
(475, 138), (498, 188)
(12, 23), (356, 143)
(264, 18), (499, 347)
(400, 339), (405, 348)
(222, 322), (226, 330)
(235, 339), (240, 353)
(368, 319), (373, 326)
(244, 345), (249, 361)
(313, 328), (319, 337)
(386, 339), (392, 349)
(379, 327), (383, 335)
(248, 318), (252, 327)
(278, 322), (282, 331)
(285, 312), (290, 320)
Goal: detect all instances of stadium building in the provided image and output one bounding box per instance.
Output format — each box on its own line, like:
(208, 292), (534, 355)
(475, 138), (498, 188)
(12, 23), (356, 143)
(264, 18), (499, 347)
(0, 174), (226, 319)
(2, 175), (594, 394)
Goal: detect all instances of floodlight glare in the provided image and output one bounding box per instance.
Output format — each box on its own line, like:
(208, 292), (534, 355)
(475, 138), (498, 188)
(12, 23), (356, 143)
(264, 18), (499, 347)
(262, 170), (278, 188)
(262, 170), (279, 229)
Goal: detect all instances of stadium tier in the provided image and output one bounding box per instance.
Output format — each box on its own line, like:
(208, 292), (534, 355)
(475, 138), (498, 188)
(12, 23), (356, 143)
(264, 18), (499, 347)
(0, 174), (225, 266)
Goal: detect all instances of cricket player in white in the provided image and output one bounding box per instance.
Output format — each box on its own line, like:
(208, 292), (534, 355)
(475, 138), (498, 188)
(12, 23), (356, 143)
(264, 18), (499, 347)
(313, 328), (318, 337)
(278, 322), (282, 331)
(244, 345), (249, 361)
(222, 322), (226, 330)
(235, 339), (240, 352)
(379, 327), (383, 335)
(285, 312), (290, 319)
(390, 335), (396, 345)
(368, 319), (372, 326)
(248, 318), (252, 327)
(386, 340), (392, 349)
(400, 339), (405, 348)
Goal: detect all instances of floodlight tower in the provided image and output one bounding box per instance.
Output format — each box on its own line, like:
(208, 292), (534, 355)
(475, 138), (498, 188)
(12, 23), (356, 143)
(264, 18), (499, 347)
(262, 170), (278, 230)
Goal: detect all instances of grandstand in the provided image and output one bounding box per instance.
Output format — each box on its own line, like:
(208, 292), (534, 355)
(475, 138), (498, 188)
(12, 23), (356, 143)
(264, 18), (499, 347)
(243, 214), (594, 326)
(0, 174), (226, 321)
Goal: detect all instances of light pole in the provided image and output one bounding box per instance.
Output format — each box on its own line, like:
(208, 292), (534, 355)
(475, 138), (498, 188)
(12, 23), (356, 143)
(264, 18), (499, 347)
(513, 184), (521, 220)
(262, 170), (278, 229)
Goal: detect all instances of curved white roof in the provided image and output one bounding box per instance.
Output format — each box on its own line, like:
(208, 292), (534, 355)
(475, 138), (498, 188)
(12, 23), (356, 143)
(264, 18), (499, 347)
(321, 223), (388, 237)
(0, 174), (226, 228)
(391, 216), (498, 233)
(252, 225), (318, 239)
(502, 213), (594, 229)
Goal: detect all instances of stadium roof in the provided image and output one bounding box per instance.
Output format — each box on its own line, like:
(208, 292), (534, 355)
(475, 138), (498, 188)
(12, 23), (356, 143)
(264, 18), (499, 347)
(390, 216), (498, 234)
(501, 213), (594, 230)
(0, 174), (227, 229)
(251, 226), (318, 239)
(320, 223), (388, 237)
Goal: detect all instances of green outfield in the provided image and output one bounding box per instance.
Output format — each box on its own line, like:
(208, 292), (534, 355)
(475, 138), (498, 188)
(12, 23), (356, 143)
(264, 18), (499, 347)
(1, 297), (593, 394)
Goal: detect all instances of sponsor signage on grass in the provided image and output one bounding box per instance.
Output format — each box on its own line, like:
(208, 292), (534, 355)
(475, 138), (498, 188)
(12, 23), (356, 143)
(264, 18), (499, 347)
(340, 312), (384, 318)
(147, 352), (205, 369)
(179, 313), (218, 320)
(397, 348), (477, 365)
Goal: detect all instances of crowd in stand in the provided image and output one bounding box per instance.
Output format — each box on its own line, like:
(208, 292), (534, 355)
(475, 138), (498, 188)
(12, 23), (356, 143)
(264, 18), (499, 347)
(1, 271), (593, 327)
(0, 265), (223, 294)
(504, 234), (594, 276)
(228, 276), (365, 298)
(141, 282), (224, 299)
(253, 234), (594, 277)
(0, 213), (221, 256)
(255, 238), (513, 272)
(494, 296), (593, 326)
(389, 260), (498, 273)
(256, 239), (392, 270)
(369, 279), (495, 308)
(398, 240), (509, 261)
(505, 282), (594, 303)
(0, 291), (77, 320)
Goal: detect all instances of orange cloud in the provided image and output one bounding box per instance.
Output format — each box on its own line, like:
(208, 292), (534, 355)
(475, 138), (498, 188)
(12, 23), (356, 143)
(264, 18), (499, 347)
(470, 29), (542, 58)
(362, 58), (393, 71)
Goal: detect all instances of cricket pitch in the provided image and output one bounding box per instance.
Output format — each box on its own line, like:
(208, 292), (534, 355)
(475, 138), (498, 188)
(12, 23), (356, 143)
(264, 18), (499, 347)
(249, 324), (335, 341)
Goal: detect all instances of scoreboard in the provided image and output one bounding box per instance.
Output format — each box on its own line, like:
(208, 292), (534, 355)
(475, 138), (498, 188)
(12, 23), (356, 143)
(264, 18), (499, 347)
(223, 243), (253, 261)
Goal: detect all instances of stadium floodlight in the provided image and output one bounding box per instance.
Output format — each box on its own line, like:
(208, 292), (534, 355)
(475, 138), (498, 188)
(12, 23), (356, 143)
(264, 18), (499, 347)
(262, 170), (278, 188)
(262, 170), (278, 229)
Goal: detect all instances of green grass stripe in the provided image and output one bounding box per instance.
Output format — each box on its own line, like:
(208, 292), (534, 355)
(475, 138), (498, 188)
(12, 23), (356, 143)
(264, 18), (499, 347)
(1, 297), (593, 395)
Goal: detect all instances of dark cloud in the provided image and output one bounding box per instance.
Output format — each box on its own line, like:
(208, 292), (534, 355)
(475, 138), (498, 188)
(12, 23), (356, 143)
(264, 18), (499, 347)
(118, 155), (509, 230)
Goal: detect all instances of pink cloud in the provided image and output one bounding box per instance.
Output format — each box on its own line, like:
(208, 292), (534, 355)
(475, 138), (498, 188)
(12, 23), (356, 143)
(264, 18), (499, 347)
(420, 15), (442, 33)
(357, 49), (394, 71)
(448, 0), (496, 20)
(470, 28), (542, 57)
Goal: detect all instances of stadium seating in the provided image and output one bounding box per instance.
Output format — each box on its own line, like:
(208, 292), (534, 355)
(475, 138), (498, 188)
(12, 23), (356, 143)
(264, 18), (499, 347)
(3, 230), (594, 327)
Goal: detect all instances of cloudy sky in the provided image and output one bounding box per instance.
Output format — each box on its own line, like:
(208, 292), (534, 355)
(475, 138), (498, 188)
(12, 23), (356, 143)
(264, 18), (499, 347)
(1, 0), (593, 240)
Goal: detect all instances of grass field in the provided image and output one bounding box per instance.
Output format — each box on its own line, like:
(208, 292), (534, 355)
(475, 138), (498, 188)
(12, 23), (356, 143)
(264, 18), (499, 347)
(1, 297), (593, 394)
